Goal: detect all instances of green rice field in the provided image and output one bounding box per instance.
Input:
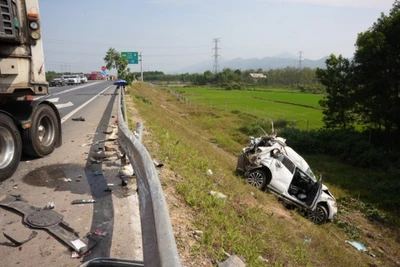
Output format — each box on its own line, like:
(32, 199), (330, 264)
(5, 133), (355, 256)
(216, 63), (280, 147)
(174, 87), (325, 129)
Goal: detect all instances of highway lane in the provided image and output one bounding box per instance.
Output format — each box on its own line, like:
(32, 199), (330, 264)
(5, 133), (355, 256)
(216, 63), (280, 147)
(0, 82), (143, 266)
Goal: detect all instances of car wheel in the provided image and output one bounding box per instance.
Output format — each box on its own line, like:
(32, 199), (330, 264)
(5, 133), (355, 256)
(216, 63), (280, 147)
(247, 169), (267, 190)
(308, 204), (328, 224)
(22, 104), (59, 157)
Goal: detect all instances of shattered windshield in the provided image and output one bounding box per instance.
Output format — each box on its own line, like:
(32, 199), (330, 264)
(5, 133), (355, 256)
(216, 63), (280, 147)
(305, 167), (317, 182)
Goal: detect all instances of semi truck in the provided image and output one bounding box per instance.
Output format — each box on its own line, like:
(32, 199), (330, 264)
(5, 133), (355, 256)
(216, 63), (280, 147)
(0, 0), (61, 180)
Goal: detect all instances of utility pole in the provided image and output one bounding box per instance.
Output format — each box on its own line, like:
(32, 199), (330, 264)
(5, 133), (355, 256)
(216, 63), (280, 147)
(298, 51), (303, 69)
(212, 38), (220, 74)
(139, 52), (143, 81)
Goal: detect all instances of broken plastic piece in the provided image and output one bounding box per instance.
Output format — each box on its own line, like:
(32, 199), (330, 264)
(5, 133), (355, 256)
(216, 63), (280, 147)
(3, 231), (38, 246)
(93, 229), (108, 236)
(345, 240), (368, 252)
(72, 117), (85, 121)
(71, 239), (87, 251)
(119, 163), (134, 177)
(71, 199), (96, 205)
(153, 160), (164, 168)
(44, 201), (55, 209)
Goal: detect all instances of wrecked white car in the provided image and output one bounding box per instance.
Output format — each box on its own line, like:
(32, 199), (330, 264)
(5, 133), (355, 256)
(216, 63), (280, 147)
(236, 133), (337, 224)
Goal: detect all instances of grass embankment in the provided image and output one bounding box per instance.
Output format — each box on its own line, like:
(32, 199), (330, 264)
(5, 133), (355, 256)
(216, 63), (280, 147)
(127, 83), (399, 267)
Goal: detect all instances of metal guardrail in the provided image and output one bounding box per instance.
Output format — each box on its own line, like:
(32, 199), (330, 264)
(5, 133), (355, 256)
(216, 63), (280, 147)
(117, 87), (182, 267)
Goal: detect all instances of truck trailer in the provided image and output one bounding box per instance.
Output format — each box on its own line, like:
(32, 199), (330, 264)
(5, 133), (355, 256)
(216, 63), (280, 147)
(0, 0), (61, 180)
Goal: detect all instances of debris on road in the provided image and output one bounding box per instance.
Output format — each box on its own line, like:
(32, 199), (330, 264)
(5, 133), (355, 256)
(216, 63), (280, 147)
(3, 231), (38, 246)
(0, 195), (91, 253)
(72, 117), (85, 121)
(93, 170), (104, 176)
(59, 178), (72, 182)
(119, 163), (134, 177)
(44, 201), (55, 209)
(71, 199), (96, 205)
(345, 240), (376, 257)
(93, 229), (108, 236)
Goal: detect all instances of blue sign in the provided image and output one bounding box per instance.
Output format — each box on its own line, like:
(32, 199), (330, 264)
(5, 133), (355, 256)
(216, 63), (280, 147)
(101, 70), (106, 75)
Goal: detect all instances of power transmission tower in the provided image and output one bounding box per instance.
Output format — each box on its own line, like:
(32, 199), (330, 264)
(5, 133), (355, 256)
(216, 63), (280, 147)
(298, 51), (303, 69)
(212, 38), (220, 74)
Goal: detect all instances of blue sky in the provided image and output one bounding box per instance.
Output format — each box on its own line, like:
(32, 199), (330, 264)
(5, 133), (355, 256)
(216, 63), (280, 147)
(39, 0), (395, 74)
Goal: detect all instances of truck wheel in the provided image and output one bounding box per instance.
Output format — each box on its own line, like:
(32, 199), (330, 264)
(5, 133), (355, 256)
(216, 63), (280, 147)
(0, 113), (22, 181)
(22, 104), (59, 157)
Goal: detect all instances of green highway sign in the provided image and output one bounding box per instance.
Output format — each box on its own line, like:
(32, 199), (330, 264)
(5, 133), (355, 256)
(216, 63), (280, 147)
(121, 52), (139, 64)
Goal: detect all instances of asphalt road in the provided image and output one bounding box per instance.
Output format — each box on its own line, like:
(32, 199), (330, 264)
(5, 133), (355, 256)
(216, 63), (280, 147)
(0, 81), (143, 266)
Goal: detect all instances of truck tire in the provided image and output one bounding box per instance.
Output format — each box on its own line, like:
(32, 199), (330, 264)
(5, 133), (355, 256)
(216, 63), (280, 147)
(0, 113), (22, 181)
(22, 104), (59, 157)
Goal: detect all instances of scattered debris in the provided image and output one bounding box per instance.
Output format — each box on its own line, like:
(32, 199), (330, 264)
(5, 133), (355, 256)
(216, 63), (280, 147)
(206, 169), (213, 176)
(194, 230), (204, 236)
(121, 179), (128, 187)
(119, 163), (134, 177)
(90, 157), (102, 164)
(44, 201), (55, 210)
(0, 195), (93, 253)
(72, 117), (85, 121)
(13, 185), (18, 189)
(304, 237), (312, 243)
(93, 170), (104, 176)
(345, 240), (368, 252)
(218, 255), (247, 267)
(59, 178), (72, 182)
(71, 199), (96, 205)
(258, 255), (269, 263)
(104, 145), (117, 152)
(153, 160), (164, 168)
(93, 229), (108, 236)
(3, 231), (38, 246)
(209, 190), (227, 200)
(103, 130), (113, 134)
(80, 139), (108, 147)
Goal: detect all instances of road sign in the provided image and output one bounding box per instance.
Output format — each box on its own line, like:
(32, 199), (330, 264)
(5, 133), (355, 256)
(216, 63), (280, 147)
(101, 66), (106, 71)
(121, 52), (139, 64)
(101, 70), (106, 76)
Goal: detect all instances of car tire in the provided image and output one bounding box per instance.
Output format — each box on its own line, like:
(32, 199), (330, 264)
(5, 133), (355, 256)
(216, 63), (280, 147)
(0, 113), (22, 181)
(22, 104), (59, 157)
(308, 204), (328, 224)
(247, 169), (268, 190)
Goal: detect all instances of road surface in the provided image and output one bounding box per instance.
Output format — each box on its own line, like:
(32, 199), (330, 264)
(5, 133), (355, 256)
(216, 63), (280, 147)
(0, 81), (143, 266)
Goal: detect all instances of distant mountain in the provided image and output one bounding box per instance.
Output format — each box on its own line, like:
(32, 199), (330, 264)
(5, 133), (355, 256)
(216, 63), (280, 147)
(172, 55), (329, 74)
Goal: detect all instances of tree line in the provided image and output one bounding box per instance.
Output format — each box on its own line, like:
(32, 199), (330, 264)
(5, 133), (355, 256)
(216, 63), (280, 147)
(317, 0), (400, 134)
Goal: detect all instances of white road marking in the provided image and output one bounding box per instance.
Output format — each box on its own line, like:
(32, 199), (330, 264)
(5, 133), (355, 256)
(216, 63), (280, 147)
(46, 97), (60, 103)
(61, 85), (113, 124)
(55, 101), (74, 109)
(34, 81), (103, 100)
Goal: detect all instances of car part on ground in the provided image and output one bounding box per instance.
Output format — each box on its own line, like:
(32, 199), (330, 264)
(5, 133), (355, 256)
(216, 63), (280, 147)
(236, 131), (337, 224)
(0, 195), (99, 253)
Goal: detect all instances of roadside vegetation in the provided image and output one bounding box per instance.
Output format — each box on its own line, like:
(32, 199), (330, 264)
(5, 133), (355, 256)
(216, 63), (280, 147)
(127, 82), (399, 267)
(110, 2), (400, 265)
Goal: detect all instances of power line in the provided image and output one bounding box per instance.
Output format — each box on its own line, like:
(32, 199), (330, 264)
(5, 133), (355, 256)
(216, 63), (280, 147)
(212, 38), (220, 74)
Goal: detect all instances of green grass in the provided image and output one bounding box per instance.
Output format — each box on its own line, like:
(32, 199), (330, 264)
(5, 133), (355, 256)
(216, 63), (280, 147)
(127, 82), (399, 267)
(172, 87), (324, 129)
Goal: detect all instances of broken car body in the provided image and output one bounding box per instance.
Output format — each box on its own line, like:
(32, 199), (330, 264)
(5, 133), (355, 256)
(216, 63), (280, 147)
(236, 132), (338, 224)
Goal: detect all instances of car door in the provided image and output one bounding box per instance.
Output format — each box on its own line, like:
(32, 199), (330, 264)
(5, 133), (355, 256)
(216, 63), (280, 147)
(305, 177), (323, 211)
(268, 151), (295, 194)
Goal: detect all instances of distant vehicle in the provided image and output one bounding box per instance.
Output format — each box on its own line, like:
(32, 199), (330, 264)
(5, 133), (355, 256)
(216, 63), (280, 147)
(49, 76), (66, 87)
(64, 75), (80, 85)
(79, 74), (87, 83)
(236, 131), (338, 224)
